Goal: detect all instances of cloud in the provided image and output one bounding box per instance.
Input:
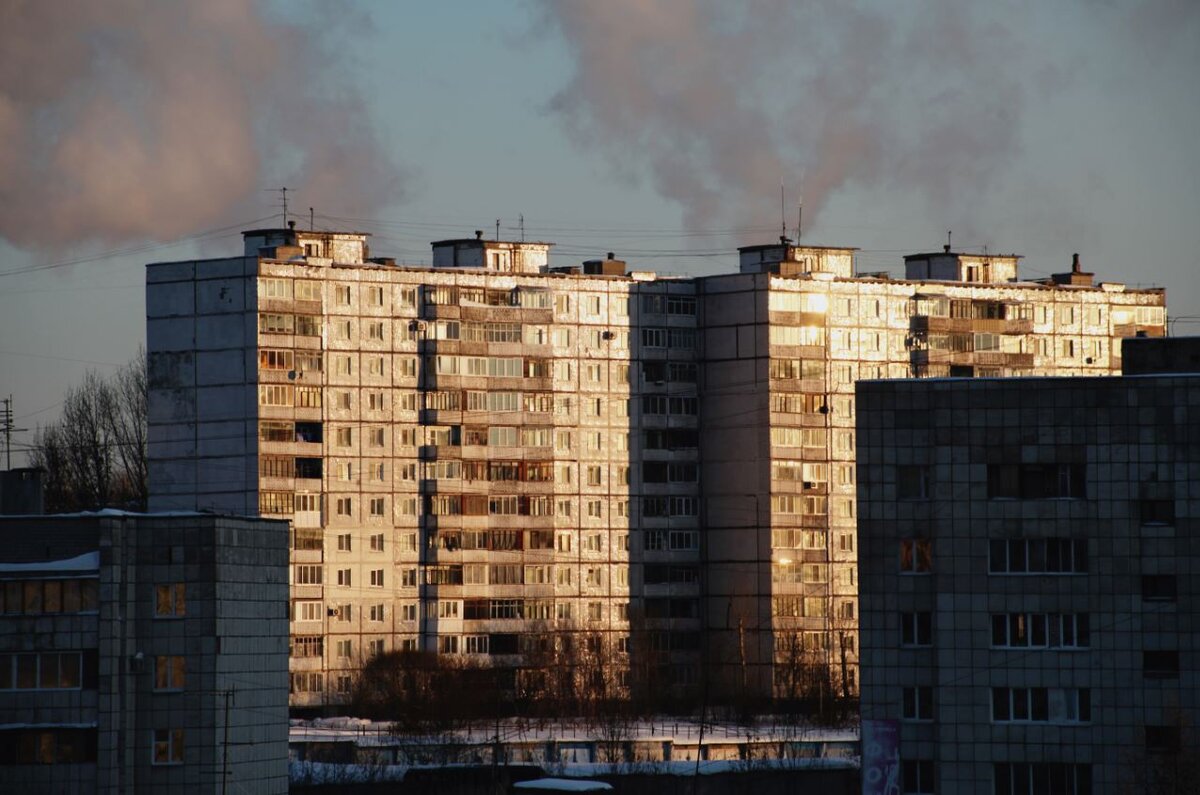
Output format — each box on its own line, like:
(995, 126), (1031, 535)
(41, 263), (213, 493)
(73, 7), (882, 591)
(0, 0), (406, 250)
(539, 0), (1039, 239)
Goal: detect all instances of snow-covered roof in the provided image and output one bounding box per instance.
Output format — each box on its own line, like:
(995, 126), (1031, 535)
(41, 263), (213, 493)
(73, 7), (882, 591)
(514, 779), (613, 792)
(0, 551), (99, 573)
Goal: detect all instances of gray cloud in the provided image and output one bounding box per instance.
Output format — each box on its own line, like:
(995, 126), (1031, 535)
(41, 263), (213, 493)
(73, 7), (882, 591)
(540, 0), (1042, 240)
(0, 0), (406, 250)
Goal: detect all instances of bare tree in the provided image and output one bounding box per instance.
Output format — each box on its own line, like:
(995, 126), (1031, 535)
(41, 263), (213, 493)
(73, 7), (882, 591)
(29, 350), (147, 512)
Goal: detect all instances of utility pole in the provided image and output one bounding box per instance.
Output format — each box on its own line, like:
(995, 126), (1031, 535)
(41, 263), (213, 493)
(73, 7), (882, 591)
(2, 395), (28, 470)
(222, 688), (233, 795)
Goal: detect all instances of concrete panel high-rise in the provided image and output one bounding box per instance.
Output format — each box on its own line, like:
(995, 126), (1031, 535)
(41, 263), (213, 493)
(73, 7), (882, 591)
(146, 225), (1166, 708)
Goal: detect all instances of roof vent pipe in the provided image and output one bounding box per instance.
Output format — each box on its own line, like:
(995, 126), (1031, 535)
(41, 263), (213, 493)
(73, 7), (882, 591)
(1072, 253), (1081, 273)
(475, 229), (483, 240)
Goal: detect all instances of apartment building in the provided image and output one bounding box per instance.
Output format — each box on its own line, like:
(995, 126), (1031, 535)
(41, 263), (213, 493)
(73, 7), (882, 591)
(0, 512), (289, 794)
(856, 337), (1198, 794)
(700, 243), (1164, 700)
(146, 225), (1165, 708)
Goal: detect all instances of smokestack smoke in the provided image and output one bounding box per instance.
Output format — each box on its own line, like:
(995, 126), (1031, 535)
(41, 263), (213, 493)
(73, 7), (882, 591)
(0, 1), (406, 251)
(540, 0), (1034, 238)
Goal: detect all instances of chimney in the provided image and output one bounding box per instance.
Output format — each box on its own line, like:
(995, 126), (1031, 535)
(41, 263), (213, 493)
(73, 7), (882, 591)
(1051, 251), (1094, 287)
(607, 252), (615, 260)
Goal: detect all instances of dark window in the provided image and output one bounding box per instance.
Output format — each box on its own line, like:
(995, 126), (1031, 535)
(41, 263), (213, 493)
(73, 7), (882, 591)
(901, 612), (932, 646)
(902, 758), (935, 793)
(903, 686), (933, 721)
(988, 464), (1086, 499)
(993, 763), (1091, 795)
(1141, 575), (1177, 602)
(1144, 650), (1180, 678)
(897, 466), (931, 499)
(1139, 499), (1175, 525)
(1145, 725), (1181, 753)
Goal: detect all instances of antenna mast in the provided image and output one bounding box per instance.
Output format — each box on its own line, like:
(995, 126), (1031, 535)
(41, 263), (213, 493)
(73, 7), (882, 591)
(797, 201), (803, 242)
(2, 395), (28, 471)
(280, 187), (289, 226)
(495, 219), (500, 240)
(519, 214), (525, 242)
(309, 207), (314, 231)
(780, 184), (787, 242)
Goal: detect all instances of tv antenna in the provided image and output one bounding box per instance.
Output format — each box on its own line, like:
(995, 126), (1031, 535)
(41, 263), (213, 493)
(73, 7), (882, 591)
(519, 213), (525, 242)
(2, 395), (28, 470)
(264, 187), (290, 226)
(780, 183), (788, 242)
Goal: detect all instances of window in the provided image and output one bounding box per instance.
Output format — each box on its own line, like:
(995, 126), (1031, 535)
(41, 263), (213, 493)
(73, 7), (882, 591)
(988, 463), (1086, 499)
(899, 539), (932, 574)
(1144, 650), (1180, 678)
(155, 584), (185, 617)
(988, 539), (1087, 574)
(150, 655), (186, 692)
(369, 569), (384, 587)
(897, 466), (931, 500)
(152, 729), (184, 765)
(336, 533), (352, 551)
(991, 613), (1089, 648)
(1145, 725), (1182, 754)
(0, 651), (83, 690)
(1142, 575), (1177, 602)
(369, 497), (385, 517)
(902, 758), (934, 793)
(1140, 498), (1175, 526)
(900, 612), (932, 646)
(994, 763), (1091, 795)
(293, 564), (322, 585)
(991, 687), (1090, 723)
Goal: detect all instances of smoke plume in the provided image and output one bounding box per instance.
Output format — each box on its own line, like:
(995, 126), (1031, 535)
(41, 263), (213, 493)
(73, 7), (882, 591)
(540, 0), (1040, 236)
(0, 0), (405, 250)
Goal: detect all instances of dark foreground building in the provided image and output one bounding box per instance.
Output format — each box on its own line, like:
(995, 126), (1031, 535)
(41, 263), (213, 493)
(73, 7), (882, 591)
(0, 512), (289, 794)
(857, 338), (1199, 794)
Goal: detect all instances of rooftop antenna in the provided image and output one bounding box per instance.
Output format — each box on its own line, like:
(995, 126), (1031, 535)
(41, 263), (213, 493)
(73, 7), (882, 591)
(309, 207), (314, 231)
(2, 395), (28, 470)
(797, 199), (803, 242)
(519, 213), (525, 242)
(280, 187), (289, 226)
(946, 230), (952, 252)
(495, 219), (500, 240)
(780, 183), (788, 243)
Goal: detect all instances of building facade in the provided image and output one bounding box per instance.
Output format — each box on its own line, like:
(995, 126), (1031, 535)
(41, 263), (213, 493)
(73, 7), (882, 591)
(0, 513), (289, 794)
(146, 226), (1166, 707)
(857, 344), (1198, 793)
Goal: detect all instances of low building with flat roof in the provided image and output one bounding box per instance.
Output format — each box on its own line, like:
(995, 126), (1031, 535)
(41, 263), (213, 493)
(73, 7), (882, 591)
(0, 511), (289, 794)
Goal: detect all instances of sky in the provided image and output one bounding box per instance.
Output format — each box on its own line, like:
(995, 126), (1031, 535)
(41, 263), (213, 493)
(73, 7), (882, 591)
(1, 0), (1198, 465)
